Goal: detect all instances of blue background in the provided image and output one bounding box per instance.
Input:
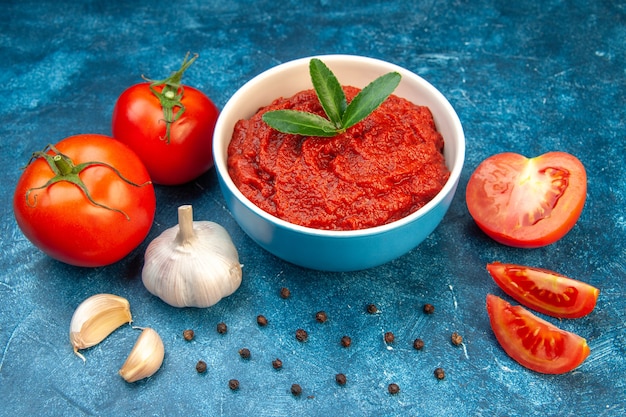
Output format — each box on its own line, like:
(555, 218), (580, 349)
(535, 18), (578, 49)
(1, 0), (625, 416)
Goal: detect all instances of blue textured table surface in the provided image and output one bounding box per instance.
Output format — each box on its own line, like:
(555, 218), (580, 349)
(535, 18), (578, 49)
(1, 1), (625, 416)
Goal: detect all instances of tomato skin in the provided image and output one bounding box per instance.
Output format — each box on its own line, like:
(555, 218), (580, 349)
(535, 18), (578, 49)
(111, 82), (219, 185)
(13, 134), (156, 267)
(466, 152), (587, 248)
(487, 262), (599, 318)
(486, 294), (590, 374)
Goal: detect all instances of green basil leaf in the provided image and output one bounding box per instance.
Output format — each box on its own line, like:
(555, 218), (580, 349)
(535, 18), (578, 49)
(309, 58), (346, 129)
(341, 71), (401, 130)
(262, 110), (339, 137)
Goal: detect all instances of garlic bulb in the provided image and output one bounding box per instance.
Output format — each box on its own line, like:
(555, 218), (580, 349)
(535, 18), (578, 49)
(141, 205), (243, 308)
(119, 327), (164, 383)
(69, 293), (133, 362)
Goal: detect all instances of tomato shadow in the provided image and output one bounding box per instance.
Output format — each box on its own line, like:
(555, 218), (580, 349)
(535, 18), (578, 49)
(153, 168), (220, 205)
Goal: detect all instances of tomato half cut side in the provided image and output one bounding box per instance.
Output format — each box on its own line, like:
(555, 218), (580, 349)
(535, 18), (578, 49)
(486, 294), (590, 374)
(466, 152), (587, 248)
(487, 262), (599, 318)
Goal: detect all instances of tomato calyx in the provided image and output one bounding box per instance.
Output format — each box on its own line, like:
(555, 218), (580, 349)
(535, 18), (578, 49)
(24, 144), (152, 220)
(142, 52), (198, 144)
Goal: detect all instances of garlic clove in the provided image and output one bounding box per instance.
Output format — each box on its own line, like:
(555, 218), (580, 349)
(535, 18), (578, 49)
(69, 293), (133, 362)
(119, 327), (165, 383)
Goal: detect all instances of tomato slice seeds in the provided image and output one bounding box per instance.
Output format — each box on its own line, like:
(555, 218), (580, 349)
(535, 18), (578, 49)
(487, 262), (599, 318)
(486, 294), (590, 374)
(466, 152), (587, 248)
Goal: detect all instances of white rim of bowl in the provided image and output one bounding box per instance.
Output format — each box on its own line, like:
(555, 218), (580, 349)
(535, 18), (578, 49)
(214, 54), (465, 238)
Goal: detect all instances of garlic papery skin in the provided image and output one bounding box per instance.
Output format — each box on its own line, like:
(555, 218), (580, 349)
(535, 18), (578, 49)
(141, 204), (243, 308)
(69, 293), (133, 362)
(119, 327), (164, 383)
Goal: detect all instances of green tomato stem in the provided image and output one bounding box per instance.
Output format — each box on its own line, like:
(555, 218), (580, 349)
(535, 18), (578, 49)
(52, 154), (73, 176)
(144, 52), (199, 144)
(24, 144), (152, 220)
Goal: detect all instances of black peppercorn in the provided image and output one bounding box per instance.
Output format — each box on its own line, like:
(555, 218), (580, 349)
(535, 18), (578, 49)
(195, 360), (207, 373)
(238, 348), (251, 359)
(335, 373), (347, 385)
(451, 332), (463, 346)
(183, 329), (195, 341)
(280, 287), (291, 299)
(366, 304), (378, 314)
(229, 379), (240, 390)
(384, 331), (395, 344)
(434, 367), (445, 380)
(340, 336), (352, 348)
(291, 383), (302, 396)
(217, 322), (227, 334)
(257, 315), (268, 326)
(315, 311), (328, 323)
(423, 303), (435, 314)
(413, 338), (425, 350)
(295, 328), (308, 342)
(388, 383), (400, 394)
(272, 358), (283, 369)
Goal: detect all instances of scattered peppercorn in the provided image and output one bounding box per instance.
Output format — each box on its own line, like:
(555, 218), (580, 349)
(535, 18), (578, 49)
(228, 379), (240, 390)
(413, 338), (425, 350)
(366, 304), (378, 314)
(280, 287), (291, 299)
(451, 332), (463, 346)
(434, 367), (445, 380)
(295, 328), (308, 342)
(291, 383), (302, 396)
(272, 358), (283, 369)
(423, 303), (435, 314)
(340, 336), (352, 348)
(315, 311), (328, 323)
(183, 329), (195, 341)
(384, 331), (395, 344)
(388, 383), (400, 394)
(217, 322), (227, 334)
(238, 348), (251, 359)
(257, 315), (268, 326)
(195, 360), (207, 373)
(335, 373), (347, 385)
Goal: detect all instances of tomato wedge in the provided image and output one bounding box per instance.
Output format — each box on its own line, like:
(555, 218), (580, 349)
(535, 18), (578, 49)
(486, 294), (590, 374)
(487, 262), (599, 318)
(466, 152), (587, 248)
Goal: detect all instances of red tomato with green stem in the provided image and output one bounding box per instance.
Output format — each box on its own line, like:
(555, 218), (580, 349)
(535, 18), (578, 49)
(486, 294), (590, 374)
(13, 134), (156, 267)
(112, 53), (219, 185)
(487, 262), (599, 318)
(466, 152), (587, 248)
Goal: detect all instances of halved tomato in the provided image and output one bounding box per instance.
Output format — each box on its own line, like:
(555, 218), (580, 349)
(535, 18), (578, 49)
(486, 294), (590, 374)
(487, 262), (599, 318)
(466, 152), (587, 248)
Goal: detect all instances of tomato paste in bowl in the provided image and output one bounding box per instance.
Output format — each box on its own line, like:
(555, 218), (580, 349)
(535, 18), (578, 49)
(213, 55), (465, 271)
(227, 86), (450, 231)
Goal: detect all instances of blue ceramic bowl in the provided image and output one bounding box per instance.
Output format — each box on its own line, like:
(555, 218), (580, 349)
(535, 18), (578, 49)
(213, 55), (465, 272)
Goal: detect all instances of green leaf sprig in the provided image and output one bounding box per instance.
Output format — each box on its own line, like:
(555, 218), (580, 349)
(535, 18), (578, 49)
(262, 58), (401, 137)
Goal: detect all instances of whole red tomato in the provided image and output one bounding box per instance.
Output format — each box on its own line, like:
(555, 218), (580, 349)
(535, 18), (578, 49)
(111, 53), (219, 185)
(13, 134), (156, 267)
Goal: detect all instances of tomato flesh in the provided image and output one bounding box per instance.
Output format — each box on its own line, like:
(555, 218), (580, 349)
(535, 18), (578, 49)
(466, 152), (587, 248)
(112, 83), (219, 185)
(486, 294), (590, 374)
(13, 134), (156, 267)
(487, 262), (599, 318)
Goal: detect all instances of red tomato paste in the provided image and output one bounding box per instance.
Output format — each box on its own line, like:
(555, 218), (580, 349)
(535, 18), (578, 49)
(227, 86), (449, 230)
